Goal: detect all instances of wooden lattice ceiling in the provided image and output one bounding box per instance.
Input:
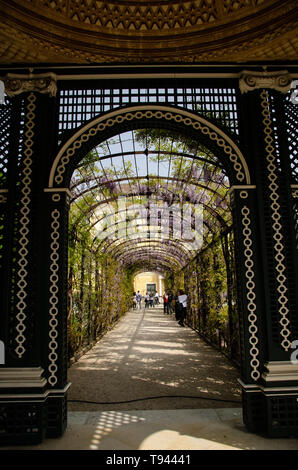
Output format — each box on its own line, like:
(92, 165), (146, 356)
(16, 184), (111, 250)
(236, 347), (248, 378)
(0, 0), (297, 64)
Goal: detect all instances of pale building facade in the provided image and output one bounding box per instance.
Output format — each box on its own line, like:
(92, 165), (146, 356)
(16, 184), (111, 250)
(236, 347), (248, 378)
(134, 272), (165, 297)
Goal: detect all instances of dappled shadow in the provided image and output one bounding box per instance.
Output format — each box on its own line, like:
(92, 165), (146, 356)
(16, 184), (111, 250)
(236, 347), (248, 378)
(5, 408), (298, 450)
(75, 409), (297, 451)
(67, 306), (241, 411)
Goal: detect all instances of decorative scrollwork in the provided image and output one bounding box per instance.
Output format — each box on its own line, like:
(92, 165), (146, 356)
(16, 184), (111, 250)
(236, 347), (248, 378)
(48, 206), (60, 386)
(15, 92), (36, 359)
(4, 73), (57, 98)
(239, 70), (292, 94)
(241, 203), (260, 381)
(51, 107), (249, 187)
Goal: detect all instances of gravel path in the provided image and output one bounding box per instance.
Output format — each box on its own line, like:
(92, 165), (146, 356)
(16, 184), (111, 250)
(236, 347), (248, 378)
(67, 305), (241, 411)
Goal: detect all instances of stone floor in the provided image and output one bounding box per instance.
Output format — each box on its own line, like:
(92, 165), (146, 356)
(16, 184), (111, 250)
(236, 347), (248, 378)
(67, 305), (241, 412)
(2, 306), (298, 450)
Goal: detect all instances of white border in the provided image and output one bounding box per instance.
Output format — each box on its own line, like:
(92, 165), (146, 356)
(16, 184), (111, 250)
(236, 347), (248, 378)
(49, 105), (251, 187)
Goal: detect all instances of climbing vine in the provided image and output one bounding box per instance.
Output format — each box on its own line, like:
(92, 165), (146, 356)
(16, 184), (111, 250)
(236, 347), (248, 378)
(67, 151), (134, 362)
(183, 230), (240, 364)
(67, 127), (240, 366)
(68, 219), (134, 361)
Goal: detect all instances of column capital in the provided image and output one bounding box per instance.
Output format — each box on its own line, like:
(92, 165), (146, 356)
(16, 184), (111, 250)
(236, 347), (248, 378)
(3, 72), (57, 98)
(239, 69), (292, 94)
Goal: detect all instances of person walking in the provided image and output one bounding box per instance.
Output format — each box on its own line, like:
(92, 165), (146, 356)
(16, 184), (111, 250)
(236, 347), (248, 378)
(167, 292), (173, 314)
(136, 291), (142, 309)
(177, 289), (187, 326)
(163, 292), (168, 314)
(149, 292), (154, 308)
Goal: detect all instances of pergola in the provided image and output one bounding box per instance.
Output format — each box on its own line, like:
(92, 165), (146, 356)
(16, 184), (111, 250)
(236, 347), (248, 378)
(0, 0), (297, 444)
(69, 128), (231, 274)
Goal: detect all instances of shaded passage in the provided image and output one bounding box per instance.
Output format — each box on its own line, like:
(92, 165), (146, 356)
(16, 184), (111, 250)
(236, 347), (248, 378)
(68, 305), (241, 411)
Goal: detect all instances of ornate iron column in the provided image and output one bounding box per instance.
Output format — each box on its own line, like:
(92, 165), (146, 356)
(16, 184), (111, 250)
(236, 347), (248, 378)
(0, 72), (68, 444)
(237, 70), (298, 437)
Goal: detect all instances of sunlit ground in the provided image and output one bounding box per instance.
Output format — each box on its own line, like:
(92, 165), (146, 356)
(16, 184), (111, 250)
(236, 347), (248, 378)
(67, 305), (241, 413)
(3, 308), (298, 450)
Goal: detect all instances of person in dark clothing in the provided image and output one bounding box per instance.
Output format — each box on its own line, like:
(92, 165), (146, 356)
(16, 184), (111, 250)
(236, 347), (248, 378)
(177, 289), (187, 326)
(173, 293), (180, 320)
(167, 292), (173, 314)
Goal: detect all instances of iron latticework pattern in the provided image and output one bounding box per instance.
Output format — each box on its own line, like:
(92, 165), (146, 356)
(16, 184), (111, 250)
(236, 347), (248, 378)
(58, 85), (239, 138)
(283, 91), (298, 183)
(0, 98), (12, 189)
(0, 96), (27, 360)
(257, 90), (298, 351)
(0, 98), (11, 275)
(1, 70), (298, 446)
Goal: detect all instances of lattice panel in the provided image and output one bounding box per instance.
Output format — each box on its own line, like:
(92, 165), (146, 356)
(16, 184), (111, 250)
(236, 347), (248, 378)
(242, 391), (266, 433)
(284, 92), (298, 183)
(270, 396), (298, 436)
(260, 90), (298, 349)
(58, 85), (239, 137)
(6, 96), (33, 361)
(0, 402), (46, 444)
(46, 397), (67, 438)
(0, 98), (12, 189)
(0, 98), (10, 277)
(0, 98), (26, 185)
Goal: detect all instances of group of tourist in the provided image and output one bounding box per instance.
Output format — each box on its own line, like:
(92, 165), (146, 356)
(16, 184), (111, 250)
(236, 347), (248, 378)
(132, 289), (187, 327)
(144, 291), (159, 308)
(132, 291), (160, 309)
(163, 290), (187, 327)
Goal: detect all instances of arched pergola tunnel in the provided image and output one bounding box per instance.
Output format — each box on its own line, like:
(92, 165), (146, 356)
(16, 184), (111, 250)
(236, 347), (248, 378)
(0, 75), (297, 445)
(67, 126), (237, 363)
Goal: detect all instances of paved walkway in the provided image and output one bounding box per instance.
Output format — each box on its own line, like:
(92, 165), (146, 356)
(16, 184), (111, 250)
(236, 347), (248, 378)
(67, 305), (241, 411)
(3, 306), (298, 450)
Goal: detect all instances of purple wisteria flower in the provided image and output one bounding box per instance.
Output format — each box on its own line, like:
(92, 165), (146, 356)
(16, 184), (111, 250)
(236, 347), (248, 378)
(191, 166), (201, 179)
